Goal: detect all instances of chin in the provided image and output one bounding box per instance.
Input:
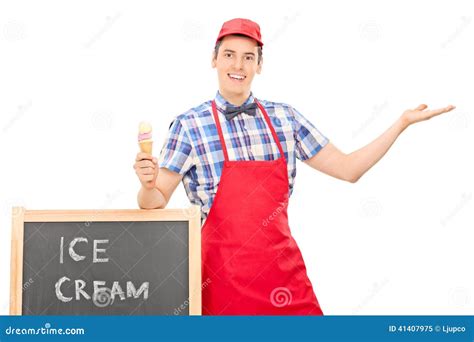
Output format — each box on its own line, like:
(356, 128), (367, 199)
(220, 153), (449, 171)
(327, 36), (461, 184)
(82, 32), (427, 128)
(226, 85), (249, 95)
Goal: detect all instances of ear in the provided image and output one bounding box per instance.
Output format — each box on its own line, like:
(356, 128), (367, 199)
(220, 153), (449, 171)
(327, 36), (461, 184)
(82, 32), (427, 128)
(256, 57), (263, 74)
(211, 51), (217, 69)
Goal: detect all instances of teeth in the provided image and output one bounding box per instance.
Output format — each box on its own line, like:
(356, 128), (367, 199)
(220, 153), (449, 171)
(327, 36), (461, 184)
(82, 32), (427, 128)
(229, 74), (245, 80)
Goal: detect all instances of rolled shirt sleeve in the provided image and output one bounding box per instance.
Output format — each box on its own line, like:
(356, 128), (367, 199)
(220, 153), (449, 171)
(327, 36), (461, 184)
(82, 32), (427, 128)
(158, 118), (195, 175)
(290, 106), (329, 161)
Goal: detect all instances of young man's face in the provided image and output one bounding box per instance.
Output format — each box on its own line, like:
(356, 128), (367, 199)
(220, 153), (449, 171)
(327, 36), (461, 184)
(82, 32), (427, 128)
(212, 35), (262, 101)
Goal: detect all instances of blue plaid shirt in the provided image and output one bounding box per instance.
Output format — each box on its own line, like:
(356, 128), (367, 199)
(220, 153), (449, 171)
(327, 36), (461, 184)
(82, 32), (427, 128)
(158, 92), (329, 222)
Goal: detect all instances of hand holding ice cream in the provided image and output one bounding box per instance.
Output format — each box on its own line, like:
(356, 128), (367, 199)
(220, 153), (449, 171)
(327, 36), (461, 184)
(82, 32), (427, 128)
(134, 122), (158, 189)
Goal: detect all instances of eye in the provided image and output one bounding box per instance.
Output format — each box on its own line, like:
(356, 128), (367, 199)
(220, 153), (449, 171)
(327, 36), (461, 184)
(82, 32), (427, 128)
(245, 55), (254, 61)
(224, 52), (233, 58)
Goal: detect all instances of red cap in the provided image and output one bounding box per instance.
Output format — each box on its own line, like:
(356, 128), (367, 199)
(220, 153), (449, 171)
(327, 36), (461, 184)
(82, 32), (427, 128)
(216, 18), (263, 47)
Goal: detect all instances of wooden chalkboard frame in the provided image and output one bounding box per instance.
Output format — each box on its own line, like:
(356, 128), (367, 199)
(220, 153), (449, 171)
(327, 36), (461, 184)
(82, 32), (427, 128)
(10, 206), (202, 315)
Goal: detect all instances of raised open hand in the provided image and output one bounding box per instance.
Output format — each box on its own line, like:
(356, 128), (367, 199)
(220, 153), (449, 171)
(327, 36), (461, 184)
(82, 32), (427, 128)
(401, 104), (456, 127)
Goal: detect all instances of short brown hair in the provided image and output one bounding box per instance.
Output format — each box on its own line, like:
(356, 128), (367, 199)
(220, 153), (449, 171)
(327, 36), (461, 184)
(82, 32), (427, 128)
(214, 35), (263, 64)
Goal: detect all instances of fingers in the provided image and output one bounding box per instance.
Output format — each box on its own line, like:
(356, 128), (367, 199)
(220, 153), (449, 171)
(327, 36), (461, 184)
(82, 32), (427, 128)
(433, 105), (456, 114)
(135, 165), (158, 186)
(415, 104), (456, 113)
(412, 104), (456, 116)
(446, 104), (456, 111)
(140, 167), (155, 175)
(133, 152), (158, 189)
(414, 104), (428, 111)
(134, 152), (159, 188)
(134, 153), (158, 170)
(135, 160), (155, 169)
(134, 154), (158, 175)
(428, 106), (455, 116)
(421, 105), (456, 120)
(135, 152), (156, 162)
(134, 163), (155, 173)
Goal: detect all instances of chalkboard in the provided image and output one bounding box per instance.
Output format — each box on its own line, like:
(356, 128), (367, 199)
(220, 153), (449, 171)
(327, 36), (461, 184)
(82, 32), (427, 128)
(10, 207), (201, 315)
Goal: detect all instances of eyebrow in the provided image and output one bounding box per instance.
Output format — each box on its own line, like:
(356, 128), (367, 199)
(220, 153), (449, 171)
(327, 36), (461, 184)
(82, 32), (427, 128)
(223, 49), (256, 56)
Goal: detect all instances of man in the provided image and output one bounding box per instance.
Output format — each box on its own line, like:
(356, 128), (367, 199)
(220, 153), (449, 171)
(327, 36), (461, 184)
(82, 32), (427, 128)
(133, 18), (455, 315)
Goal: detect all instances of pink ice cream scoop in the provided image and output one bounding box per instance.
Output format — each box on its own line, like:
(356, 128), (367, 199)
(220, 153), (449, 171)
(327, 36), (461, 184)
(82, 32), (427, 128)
(138, 121), (153, 154)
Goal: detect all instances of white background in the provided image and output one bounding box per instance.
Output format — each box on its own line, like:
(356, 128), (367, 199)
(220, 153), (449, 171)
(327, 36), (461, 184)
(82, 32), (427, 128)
(0, 0), (472, 315)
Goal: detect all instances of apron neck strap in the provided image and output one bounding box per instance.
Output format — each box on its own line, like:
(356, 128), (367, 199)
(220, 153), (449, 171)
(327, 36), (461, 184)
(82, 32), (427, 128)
(211, 99), (285, 162)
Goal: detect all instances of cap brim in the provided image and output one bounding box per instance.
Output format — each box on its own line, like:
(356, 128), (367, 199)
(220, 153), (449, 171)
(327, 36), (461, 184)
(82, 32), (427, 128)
(217, 31), (263, 46)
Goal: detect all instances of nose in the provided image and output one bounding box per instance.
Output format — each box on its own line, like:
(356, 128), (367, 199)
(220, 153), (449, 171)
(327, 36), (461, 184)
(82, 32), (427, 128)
(232, 57), (243, 70)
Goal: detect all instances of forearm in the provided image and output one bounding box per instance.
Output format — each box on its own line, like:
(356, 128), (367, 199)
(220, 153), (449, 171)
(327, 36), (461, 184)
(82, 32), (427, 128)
(345, 117), (409, 182)
(137, 186), (167, 209)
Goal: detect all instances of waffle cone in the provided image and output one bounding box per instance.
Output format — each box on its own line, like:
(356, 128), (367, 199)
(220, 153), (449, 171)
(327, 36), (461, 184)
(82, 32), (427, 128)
(139, 140), (153, 154)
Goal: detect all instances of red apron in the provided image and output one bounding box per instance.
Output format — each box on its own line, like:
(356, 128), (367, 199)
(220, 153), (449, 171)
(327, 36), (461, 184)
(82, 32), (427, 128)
(201, 99), (324, 315)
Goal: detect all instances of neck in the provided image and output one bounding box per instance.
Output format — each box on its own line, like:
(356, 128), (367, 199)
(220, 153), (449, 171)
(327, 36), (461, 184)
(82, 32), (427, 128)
(219, 88), (251, 106)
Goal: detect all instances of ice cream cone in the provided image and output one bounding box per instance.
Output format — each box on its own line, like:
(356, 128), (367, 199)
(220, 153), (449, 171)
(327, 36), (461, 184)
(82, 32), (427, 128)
(138, 121), (153, 154)
(139, 140), (153, 154)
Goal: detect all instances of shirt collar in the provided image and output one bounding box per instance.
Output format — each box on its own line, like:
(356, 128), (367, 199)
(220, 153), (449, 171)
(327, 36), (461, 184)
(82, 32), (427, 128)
(214, 91), (255, 112)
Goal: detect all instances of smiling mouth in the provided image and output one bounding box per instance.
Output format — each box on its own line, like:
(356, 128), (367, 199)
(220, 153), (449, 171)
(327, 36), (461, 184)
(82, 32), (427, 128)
(227, 73), (246, 81)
